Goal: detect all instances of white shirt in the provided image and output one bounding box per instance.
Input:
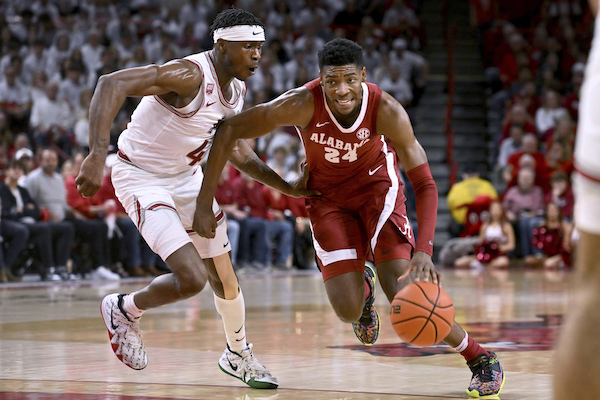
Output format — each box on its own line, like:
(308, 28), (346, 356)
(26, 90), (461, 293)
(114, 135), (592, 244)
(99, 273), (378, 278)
(117, 51), (246, 175)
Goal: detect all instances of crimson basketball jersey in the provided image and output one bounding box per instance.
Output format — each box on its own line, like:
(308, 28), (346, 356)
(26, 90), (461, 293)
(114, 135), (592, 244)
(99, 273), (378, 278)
(296, 79), (406, 203)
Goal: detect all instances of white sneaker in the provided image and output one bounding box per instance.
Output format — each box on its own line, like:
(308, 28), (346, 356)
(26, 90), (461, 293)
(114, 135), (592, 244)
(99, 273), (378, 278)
(218, 343), (278, 389)
(100, 293), (147, 370)
(91, 266), (121, 281)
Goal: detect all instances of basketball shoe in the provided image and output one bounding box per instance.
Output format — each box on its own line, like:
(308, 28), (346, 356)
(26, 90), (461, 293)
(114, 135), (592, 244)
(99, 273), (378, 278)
(352, 264), (380, 345)
(466, 351), (504, 398)
(100, 293), (148, 370)
(218, 343), (278, 389)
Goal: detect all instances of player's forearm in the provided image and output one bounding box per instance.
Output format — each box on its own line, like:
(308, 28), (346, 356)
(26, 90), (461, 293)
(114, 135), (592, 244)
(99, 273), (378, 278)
(233, 150), (290, 193)
(406, 163), (438, 256)
(88, 75), (126, 157)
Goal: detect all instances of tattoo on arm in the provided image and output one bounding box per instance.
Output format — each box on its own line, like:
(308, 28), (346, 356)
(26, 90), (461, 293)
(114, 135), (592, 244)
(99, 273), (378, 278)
(238, 153), (286, 189)
(93, 138), (110, 156)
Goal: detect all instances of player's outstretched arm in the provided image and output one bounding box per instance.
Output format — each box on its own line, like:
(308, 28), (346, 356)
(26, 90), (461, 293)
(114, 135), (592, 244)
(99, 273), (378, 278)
(229, 139), (319, 198)
(75, 60), (202, 197)
(378, 91), (440, 284)
(194, 87), (314, 238)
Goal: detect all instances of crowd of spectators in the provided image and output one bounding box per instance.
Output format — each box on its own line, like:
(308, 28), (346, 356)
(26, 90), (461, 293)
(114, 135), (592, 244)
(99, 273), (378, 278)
(0, 0), (429, 282)
(442, 0), (589, 269)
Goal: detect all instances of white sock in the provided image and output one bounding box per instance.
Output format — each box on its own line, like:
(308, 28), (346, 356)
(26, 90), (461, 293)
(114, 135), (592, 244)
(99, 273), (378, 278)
(453, 332), (469, 352)
(214, 290), (247, 353)
(122, 292), (145, 319)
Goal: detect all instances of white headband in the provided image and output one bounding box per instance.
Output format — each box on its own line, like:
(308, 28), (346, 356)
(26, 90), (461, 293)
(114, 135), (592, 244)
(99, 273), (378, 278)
(213, 25), (265, 43)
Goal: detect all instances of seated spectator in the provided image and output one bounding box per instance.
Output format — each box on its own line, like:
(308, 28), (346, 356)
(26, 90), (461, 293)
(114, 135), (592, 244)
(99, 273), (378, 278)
(498, 103), (536, 144)
(502, 133), (548, 192)
(29, 80), (75, 154)
(24, 148), (119, 280)
(378, 64), (413, 107)
(0, 65), (32, 133)
(0, 159), (75, 281)
(502, 167), (545, 258)
(534, 88), (569, 138)
(497, 123), (525, 169)
(447, 162), (498, 237)
(389, 38), (428, 106)
(262, 181), (295, 270)
(454, 201), (515, 269)
(233, 173), (270, 270)
(543, 139), (573, 180)
(545, 171), (574, 220)
(524, 202), (573, 269)
(65, 151), (125, 278)
(0, 195), (29, 282)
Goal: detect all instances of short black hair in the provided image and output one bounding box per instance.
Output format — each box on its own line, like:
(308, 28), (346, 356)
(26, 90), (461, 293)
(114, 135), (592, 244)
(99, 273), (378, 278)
(209, 7), (264, 41)
(318, 38), (363, 70)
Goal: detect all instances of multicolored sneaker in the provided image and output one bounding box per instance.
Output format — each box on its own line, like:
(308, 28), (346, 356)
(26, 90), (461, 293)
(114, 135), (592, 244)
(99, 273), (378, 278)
(352, 264), (380, 345)
(100, 293), (147, 370)
(466, 351), (504, 398)
(218, 343), (278, 389)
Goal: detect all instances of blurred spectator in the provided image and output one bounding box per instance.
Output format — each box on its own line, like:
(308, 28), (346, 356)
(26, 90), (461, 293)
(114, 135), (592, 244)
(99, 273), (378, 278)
(389, 38), (428, 106)
(233, 172), (270, 270)
(1, 159), (75, 281)
(378, 64), (413, 107)
(262, 176), (295, 269)
(499, 103), (536, 144)
(0, 195), (29, 283)
(22, 39), (51, 85)
(454, 201), (515, 269)
(535, 88), (570, 137)
(502, 133), (548, 191)
(545, 170), (574, 220)
(0, 65), (32, 133)
(58, 61), (86, 110)
(497, 123), (525, 169)
(73, 88), (93, 152)
(502, 167), (545, 258)
(524, 201), (573, 269)
(46, 33), (72, 77)
(14, 147), (35, 186)
(447, 162), (498, 237)
(25, 148), (118, 280)
(29, 80), (75, 154)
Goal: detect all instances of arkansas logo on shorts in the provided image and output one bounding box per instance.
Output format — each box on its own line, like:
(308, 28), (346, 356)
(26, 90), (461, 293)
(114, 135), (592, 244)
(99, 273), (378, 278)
(356, 128), (371, 140)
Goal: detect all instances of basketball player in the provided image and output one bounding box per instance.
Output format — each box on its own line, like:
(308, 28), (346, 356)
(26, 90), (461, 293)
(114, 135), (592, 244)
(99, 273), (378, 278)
(554, 0), (600, 398)
(75, 8), (316, 389)
(194, 38), (504, 398)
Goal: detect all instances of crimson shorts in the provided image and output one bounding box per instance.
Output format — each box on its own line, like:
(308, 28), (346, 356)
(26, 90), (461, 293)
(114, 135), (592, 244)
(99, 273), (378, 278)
(307, 162), (415, 281)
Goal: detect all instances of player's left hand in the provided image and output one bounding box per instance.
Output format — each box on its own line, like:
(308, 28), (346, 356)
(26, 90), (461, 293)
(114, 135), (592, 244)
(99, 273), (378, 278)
(398, 251), (441, 285)
(284, 161), (321, 198)
(75, 153), (105, 198)
(193, 202), (217, 239)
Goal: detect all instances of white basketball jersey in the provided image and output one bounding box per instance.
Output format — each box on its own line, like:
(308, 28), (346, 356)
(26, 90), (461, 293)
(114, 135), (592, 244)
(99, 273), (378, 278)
(117, 51), (247, 175)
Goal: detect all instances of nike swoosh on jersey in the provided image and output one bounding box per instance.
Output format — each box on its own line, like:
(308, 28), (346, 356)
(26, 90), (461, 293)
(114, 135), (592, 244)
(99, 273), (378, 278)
(223, 241), (230, 248)
(206, 101), (216, 107)
(368, 165), (384, 175)
(316, 122), (329, 127)
(252, 31), (261, 35)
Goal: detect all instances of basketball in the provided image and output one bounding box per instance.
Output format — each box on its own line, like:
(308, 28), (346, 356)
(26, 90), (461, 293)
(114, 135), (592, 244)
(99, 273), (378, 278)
(390, 281), (455, 347)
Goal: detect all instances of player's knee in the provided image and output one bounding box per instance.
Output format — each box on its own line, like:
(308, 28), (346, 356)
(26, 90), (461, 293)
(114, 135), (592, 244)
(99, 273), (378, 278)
(331, 297), (363, 323)
(176, 267), (208, 298)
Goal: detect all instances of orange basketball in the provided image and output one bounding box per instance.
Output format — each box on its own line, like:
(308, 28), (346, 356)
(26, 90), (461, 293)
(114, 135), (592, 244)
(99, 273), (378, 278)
(390, 281), (455, 347)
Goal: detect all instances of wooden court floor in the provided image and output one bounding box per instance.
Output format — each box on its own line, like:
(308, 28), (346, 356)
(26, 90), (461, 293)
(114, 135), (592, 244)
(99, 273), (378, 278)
(0, 267), (570, 399)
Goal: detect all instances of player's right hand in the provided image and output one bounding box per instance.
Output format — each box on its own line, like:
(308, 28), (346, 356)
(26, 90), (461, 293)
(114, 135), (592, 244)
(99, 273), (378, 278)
(75, 154), (105, 198)
(193, 203), (217, 238)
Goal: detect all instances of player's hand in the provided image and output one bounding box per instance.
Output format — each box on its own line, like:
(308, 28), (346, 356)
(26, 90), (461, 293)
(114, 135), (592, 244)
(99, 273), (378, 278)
(398, 251), (441, 285)
(75, 153), (105, 198)
(193, 202), (217, 238)
(285, 161), (321, 198)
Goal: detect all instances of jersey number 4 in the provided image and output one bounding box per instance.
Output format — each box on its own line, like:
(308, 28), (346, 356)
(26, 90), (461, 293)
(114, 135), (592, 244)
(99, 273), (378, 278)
(187, 142), (209, 166)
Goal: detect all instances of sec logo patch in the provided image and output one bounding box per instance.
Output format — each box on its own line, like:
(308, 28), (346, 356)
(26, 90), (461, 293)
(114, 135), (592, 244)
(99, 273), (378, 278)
(356, 128), (370, 140)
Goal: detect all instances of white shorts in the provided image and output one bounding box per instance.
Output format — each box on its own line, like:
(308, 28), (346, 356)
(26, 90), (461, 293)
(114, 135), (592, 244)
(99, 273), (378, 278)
(112, 158), (231, 261)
